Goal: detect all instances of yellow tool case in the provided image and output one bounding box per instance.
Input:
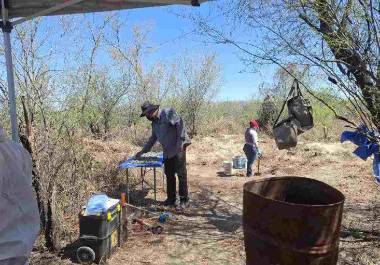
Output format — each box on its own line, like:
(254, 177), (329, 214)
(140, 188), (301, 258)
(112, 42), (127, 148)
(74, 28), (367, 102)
(76, 203), (122, 264)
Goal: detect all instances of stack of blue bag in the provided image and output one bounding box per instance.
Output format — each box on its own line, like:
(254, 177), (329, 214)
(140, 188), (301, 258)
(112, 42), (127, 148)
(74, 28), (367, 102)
(341, 125), (380, 184)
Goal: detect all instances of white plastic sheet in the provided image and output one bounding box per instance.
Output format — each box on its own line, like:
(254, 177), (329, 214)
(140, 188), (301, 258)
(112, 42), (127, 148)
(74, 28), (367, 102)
(0, 128), (40, 262)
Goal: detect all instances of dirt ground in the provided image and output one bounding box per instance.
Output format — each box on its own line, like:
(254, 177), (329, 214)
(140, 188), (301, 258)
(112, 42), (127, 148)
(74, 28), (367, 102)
(31, 134), (380, 265)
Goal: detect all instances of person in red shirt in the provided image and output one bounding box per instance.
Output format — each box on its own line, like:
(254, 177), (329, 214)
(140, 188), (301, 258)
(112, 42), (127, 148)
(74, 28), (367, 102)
(243, 120), (261, 177)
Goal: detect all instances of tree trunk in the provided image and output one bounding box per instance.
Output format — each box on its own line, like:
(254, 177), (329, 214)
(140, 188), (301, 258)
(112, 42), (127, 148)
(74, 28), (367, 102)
(103, 110), (111, 136)
(21, 96), (33, 142)
(89, 122), (101, 138)
(20, 97), (46, 230)
(314, 1), (380, 130)
(45, 184), (57, 251)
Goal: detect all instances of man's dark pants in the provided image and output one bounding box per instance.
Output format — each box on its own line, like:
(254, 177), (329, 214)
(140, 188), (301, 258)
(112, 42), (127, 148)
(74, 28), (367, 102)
(243, 144), (257, 176)
(164, 150), (188, 203)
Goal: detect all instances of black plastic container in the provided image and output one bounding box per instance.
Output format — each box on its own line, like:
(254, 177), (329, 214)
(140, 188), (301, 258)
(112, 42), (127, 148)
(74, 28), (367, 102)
(77, 202), (122, 264)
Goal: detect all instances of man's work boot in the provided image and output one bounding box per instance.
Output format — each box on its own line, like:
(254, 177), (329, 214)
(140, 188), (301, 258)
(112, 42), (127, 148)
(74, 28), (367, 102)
(162, 198), (176, 207)
(179, 199), (189, 209)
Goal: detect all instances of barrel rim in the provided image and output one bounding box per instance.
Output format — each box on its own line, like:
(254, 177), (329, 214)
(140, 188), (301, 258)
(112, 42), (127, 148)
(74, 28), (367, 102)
(243, 176), (345, 208)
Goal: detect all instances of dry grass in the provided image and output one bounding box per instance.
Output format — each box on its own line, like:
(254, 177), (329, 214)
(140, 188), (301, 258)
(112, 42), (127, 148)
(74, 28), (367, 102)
(31, 133), (380, 265)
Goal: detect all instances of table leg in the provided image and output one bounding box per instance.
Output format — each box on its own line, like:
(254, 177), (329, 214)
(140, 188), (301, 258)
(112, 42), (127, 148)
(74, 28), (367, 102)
(141, 168), (144, 189)
(154, 167), (157, 205)
(126, 169), (130, 203)
(162, 167), (165, 192)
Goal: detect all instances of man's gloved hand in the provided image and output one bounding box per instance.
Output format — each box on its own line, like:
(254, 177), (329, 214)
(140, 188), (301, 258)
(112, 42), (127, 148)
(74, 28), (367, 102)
(135, 151), (144, 159)
(177, 143), (189, 153)
(257, 148), (263, 158)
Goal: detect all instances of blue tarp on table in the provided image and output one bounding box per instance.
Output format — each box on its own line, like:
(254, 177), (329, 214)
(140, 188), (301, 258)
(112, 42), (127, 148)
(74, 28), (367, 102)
(118, 154), (164, 169)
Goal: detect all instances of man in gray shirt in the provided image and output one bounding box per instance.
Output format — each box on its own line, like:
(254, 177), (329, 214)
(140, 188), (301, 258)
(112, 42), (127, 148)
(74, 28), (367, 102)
(136, 102), (191, 208)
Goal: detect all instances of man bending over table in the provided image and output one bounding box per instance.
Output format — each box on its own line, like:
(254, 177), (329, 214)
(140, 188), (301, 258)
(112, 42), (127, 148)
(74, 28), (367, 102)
(135, 102), (191, 209)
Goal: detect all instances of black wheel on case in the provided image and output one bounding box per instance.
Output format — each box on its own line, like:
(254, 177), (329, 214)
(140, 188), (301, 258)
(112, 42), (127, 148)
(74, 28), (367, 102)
(77, 246), (96, 264)
(153, 225), (163, 234)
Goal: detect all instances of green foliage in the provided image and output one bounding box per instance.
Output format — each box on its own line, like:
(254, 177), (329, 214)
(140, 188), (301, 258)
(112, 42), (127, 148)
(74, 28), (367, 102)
(258, 96), (278, 130)
(191, 99), (260, 135)
(305, 87), (347, 140)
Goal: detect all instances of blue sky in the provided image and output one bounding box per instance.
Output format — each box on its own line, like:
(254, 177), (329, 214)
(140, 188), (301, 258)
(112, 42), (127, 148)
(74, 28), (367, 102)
(14, 1), (277, 102)
(120, 2), (270, 101)
(77, 1), (275, 101)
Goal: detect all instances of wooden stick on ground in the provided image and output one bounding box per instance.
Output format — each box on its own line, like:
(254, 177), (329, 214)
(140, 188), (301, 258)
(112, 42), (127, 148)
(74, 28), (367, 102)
(255, 158), (261, 176)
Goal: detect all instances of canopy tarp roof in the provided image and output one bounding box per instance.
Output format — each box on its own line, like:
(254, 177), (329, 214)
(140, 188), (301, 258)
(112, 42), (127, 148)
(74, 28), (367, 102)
(4, 0), (198, 19)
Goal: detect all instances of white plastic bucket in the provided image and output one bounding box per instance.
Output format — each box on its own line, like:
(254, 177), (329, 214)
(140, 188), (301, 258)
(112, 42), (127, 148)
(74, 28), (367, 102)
(223, 161), (233, 176)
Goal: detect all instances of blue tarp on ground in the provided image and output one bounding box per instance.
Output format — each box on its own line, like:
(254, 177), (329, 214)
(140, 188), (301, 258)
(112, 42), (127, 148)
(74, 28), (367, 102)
(340, 125), (380, 184)
(118, 153), (164, 169)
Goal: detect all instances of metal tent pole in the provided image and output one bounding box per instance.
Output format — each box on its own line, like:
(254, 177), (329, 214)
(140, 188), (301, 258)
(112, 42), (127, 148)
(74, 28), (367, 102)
(3, 26), (18, 142)
(1, 0), (18, 142)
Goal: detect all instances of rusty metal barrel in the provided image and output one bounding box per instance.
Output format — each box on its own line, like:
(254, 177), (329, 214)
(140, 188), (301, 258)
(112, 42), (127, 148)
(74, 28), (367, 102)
(243, 176), (345, 265)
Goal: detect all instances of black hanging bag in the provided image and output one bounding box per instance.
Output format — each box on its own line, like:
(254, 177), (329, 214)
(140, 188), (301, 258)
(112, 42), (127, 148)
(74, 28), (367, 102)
(272, 79), (314, 150)
(273, 117), (300, 150)
(272, 82), (299, 150)
(287, 80), (314, 133)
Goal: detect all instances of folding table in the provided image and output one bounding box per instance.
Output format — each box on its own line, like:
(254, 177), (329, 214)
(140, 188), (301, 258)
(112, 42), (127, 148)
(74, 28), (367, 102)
(118, 154), (164, 205)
